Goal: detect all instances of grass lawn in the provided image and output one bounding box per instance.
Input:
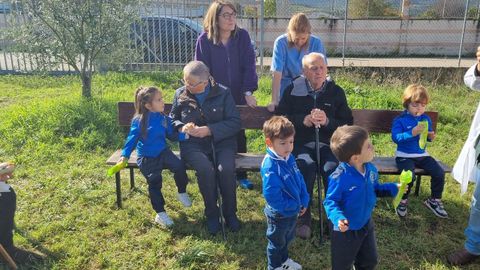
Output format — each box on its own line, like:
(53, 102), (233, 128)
(0, 70), (479, 269)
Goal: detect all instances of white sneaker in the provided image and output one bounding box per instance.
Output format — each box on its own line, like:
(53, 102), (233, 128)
(177, 192), (192, 207)
(274, 258), (302, 270)
(155, 212), (174, 227)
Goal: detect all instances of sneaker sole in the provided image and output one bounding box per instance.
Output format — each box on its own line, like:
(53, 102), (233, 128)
(423, 201), (448, 219)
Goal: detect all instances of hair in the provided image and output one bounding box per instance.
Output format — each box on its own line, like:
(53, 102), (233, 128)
(203, 0), (238, 45)
(302, 52), (327, 69)
(402, 84), (429, 109)
(330, 125), (369, 162)
(133, 86), (161, 138)
(263, 116), (295, 141)
(287, 13), (311, 47)
(183, 60), (211, 82)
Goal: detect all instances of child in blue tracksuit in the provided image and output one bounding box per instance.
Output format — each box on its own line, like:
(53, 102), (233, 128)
(120, 86), (192, 228)
(392, 84), (447, 219)
(261, 116), (309, 270)
(324, 125), (398, 270)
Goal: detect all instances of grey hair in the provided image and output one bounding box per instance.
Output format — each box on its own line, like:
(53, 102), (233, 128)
(302, 52), (326, 68)
(183, 61), (210, 82)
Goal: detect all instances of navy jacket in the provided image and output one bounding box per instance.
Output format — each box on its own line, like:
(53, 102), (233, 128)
(276, 76), (353, 147)
(324, 162), (398, 231)
(261, 148), (310, 218)
(170, 82), (241, 152)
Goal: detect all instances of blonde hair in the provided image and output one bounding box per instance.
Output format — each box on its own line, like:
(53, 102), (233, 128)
(203, 0), (238, 45)
(287, 13), (311, 47)
(402, 84), (429, 109)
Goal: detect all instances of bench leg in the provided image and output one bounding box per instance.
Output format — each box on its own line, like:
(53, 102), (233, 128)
(130, 168), (135, 190)
(414, 175), (422, 196)
(115, 172), (122, 208)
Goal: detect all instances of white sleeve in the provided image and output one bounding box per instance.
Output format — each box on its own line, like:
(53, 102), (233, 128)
(464, 64), (480, 91)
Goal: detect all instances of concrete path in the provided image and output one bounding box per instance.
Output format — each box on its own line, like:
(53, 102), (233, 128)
(258, 57), (474, 68)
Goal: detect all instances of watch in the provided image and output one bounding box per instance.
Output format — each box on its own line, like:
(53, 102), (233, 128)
(244, 91), (253, 96)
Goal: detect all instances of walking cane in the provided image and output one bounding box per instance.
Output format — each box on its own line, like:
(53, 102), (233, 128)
(211, 141), (227, 240)
(0, 244), (17, 270)
(309, 83), (326, 244)
(314, 125), (325, 244)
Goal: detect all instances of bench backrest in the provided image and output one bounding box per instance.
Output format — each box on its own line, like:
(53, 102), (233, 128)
(117, 102), (438, 133)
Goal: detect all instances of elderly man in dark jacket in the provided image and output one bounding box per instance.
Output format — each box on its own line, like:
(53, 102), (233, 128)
(170, 61), (242, 235)
(276, 52), (353, 239)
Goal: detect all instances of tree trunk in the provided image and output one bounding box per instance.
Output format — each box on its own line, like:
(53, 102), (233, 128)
(81, 72), (92, 98)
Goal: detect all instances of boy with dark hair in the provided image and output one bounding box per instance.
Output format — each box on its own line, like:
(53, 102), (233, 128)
(261, 116), (309, 270)
(324, 125), (398, 270)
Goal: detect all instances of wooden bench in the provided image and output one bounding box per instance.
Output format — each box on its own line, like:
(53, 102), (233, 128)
(107, 102), (452, 208)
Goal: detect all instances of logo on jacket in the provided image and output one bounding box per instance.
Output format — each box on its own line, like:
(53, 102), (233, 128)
(369, 172), (376, 183)
(348, 186), (357, 191)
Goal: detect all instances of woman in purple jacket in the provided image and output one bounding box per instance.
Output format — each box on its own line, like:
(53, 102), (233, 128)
(195, 0), (258, 189)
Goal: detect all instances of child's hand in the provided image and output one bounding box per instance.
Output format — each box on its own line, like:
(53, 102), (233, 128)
(412, 123), (425, 136)
(118, 156), (127, 164)
(428, 131), (436, 141)
(338, 219), (349, 232)
(0, 162), (14, 182)
(299, 207), (307, 216)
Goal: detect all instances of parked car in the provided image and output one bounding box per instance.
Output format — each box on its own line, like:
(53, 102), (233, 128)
(131, 16), (258, 64)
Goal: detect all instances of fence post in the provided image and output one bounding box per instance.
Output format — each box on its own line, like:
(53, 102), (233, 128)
(342, 0), (348, 67)
(259, 0), (264, 74)
(459, 0), (471, 67)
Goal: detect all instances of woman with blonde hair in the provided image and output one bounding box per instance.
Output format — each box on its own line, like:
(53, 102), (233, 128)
(195, 0), (258, 189)
(267, 13), (327, 112)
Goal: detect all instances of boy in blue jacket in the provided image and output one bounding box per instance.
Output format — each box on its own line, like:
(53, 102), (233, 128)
(324, 125), (398, 270)
(261, 116), (309, 270)
(391, 84), (447, 218)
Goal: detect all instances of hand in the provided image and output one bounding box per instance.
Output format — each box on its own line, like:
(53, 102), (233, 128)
(188, 126), (211, 138)
(0, 173), (13, 182)
(118, 156), (127, 164)
(299, 207), (307, 216)
(245, 95), (257, 108)
(267, 102), (277, 112)
(476, 46), (480, 73)
(428, 131), (436, 141)
(412, 123), (425, 136)
(338, 219), (349, 232)
(311, 108), (327, 127)
(303, 114), (314, 127)
(181, 122), (196, 133)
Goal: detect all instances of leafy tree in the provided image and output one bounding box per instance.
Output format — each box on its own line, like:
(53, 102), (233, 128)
(8, 0), (140, 98)
(264, 0), (276, 18)
(420, 0), (465, 19)
(348, 0), (398, 19)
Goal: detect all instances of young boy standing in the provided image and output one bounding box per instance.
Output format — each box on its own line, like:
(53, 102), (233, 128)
(261, 116), (309, 270)
(324, 125), (398, 270)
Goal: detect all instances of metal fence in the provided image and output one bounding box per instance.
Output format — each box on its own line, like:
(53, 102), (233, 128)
(1, 0), (480, 73)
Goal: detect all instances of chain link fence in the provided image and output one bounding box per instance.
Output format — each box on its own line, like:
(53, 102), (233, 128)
(0, 0), (479, 73)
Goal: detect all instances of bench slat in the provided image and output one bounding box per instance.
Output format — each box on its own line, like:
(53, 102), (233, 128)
(107, 150), (451, 174)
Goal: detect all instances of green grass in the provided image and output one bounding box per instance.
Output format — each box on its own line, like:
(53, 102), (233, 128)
(0, 71), (479, 269)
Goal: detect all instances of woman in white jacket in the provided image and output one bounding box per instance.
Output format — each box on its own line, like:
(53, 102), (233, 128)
(448, 46), (480, 265)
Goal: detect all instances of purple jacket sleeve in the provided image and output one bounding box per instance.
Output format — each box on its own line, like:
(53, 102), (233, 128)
(195, 32), (212, 68)
(239, 29), (258, 93)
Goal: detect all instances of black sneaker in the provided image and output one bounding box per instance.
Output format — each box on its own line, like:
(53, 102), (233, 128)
(424, 198), (448, 218)
(396, 200), (408, 218)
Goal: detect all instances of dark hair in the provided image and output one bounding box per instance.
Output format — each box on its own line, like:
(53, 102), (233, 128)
(263, 116), (295, 141)
(133, 86), (160, 138)
(330, 125), (368, 162)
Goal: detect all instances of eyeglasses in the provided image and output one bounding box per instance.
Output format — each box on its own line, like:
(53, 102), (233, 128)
(181, 79), (206, 88)
(220, 12), (237, 20)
